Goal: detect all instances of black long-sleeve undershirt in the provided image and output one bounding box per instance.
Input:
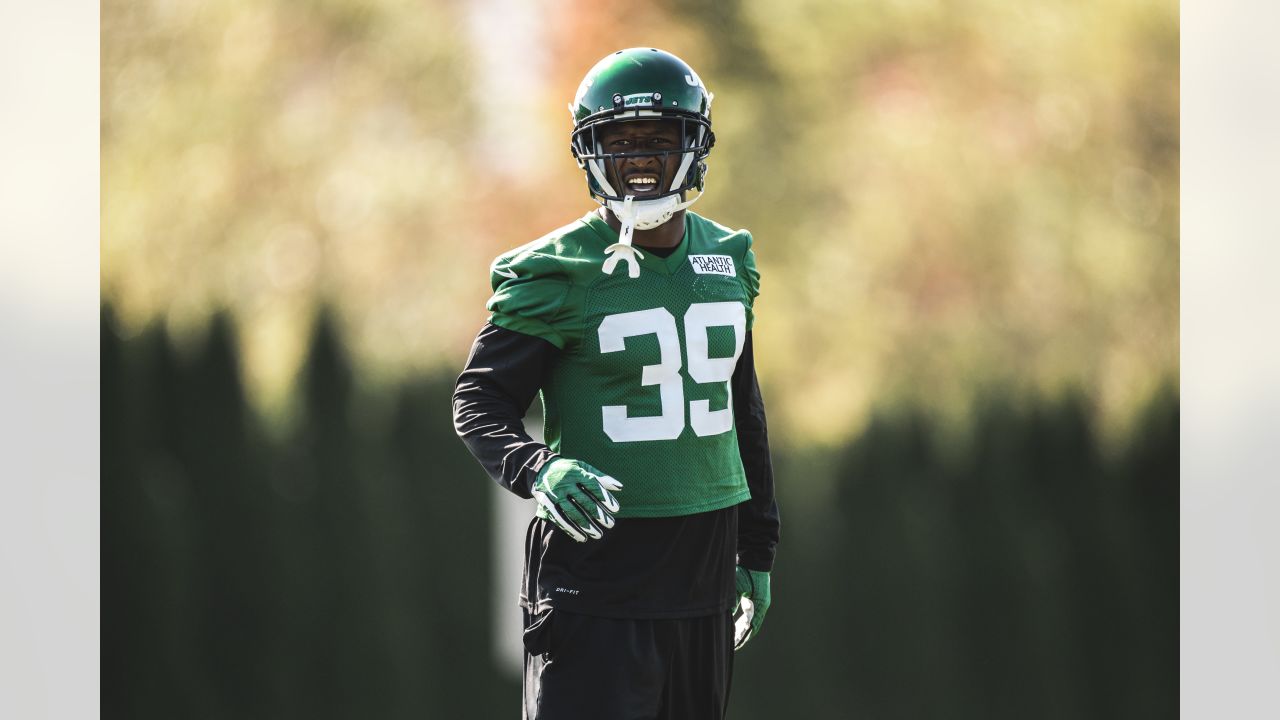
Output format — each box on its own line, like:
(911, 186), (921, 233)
(452, 323), (780, 572)
(729, 333), (781, 572)
(451, 323), (559, 499)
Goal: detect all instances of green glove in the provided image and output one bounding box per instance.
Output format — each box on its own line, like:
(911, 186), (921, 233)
(733, 566), (771, 650)
(532, 458), (623, 542)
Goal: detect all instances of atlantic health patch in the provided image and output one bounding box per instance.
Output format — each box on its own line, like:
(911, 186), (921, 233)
(688, 254), (736, 276)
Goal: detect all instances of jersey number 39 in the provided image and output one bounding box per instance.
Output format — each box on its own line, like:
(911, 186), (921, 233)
(597, 301), (746, 443)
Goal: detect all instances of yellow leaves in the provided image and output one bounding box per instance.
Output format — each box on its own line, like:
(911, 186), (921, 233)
(101, 0), (1178, 439)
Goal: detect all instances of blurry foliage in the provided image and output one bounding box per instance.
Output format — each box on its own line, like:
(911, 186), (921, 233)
(102, 306), (1177, 718)
(103, 0), (1177, 441)
(103, 3), (1178, 714)
(103, 305), (512, 718)
(744, 381), (1178, 720)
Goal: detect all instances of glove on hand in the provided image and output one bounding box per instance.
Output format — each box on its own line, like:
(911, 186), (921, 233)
(733, 566), (771, 651)
(532, 458), (623, 542)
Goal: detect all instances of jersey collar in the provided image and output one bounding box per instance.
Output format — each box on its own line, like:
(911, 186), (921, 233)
(583, 211), (690, 276)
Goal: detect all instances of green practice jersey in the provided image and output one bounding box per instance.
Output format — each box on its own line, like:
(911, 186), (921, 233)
(487, 211), (760, 518)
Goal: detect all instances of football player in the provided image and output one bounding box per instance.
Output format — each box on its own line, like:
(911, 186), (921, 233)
(453, 47), (780, 720)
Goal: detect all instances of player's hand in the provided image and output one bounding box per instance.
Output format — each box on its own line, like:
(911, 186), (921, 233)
(532, 458), (623, 542)
(733, 566), (771, 651)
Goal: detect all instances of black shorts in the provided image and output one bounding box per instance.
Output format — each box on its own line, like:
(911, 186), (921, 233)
(522, 609), (735, 720)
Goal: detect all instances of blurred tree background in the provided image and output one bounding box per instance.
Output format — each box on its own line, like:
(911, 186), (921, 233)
(102, 0), (1177, 717)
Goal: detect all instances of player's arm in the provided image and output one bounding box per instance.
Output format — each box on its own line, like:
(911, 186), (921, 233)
(452, 322), (559, 498)
(733, 332), (779, 570)
(732, 332), (779, 648)
(452, 323), (622, 541)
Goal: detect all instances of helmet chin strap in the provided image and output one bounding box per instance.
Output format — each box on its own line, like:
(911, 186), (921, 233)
(601, 192), (701, 278)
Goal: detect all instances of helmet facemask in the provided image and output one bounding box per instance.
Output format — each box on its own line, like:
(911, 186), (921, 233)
(571, 111), (714, 231)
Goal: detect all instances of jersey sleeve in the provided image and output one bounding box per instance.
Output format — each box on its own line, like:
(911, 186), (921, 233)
(733, 332), (779, 572)
(739, 232), (761, 330)
(486, 251), (577, 349)
(453, 322), (562, 498)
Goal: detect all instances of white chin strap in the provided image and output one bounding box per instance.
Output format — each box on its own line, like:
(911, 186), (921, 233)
(601, 192), (700, 279)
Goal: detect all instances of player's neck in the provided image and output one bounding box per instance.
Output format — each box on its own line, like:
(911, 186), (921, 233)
(598, 207), (686, 250)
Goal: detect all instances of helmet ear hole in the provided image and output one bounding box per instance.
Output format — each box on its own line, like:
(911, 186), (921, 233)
(570, 139), (585, 169)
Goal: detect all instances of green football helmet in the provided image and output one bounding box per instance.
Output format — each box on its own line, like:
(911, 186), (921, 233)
(569, 48), (715, 220)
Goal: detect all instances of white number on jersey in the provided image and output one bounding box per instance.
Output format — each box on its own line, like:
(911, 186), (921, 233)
(598, 302), (746, 442)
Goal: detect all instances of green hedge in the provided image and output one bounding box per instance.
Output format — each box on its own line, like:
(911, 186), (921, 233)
(102, 307), (1176, 719)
